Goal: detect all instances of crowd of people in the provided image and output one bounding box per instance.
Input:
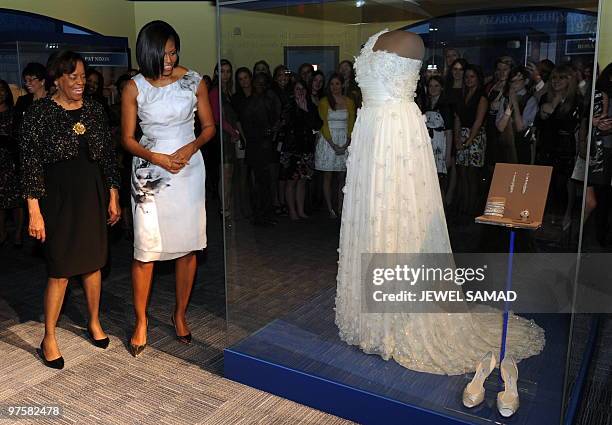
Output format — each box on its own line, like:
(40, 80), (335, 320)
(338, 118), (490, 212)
(2, 45), (612, 244)
(1, 22), (612, 371)
(417, 49), (612, 243)
(205, 59), (359, 225)
(194, 50), (612, 244)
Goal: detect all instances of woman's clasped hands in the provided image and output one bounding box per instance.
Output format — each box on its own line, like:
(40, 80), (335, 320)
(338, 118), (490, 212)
(152, 141), (197, 174)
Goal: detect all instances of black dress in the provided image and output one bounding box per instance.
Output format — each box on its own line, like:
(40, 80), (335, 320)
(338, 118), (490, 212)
(0, 109), (21, 208)
(535, 94), (583, 176)
(485, 87), (504, 166)
(279, 100), (322, 180)
(40, 108), (107, 278)
(240, 92), (280, 222)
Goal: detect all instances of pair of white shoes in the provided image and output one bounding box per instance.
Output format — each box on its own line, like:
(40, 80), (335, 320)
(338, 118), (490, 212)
(462, 351), (519, 418)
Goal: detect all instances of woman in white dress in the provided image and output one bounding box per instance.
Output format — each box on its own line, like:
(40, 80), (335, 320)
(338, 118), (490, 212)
(335, 29), (544, 375)
(315, 73), (356, 218)
(121, 21), (215, 356)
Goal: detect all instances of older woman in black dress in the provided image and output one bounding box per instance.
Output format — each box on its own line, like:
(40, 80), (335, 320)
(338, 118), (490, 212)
(20, 51), (121, 369)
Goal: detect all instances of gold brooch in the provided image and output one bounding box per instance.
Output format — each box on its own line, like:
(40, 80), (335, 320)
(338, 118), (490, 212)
(73, 122), (86, 135)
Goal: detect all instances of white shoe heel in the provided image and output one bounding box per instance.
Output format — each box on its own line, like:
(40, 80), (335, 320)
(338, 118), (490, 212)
(497, 356), (519, 417)
(463, 351), (496, 408)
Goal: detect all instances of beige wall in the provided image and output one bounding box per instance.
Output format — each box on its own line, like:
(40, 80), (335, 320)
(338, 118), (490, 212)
(219, 10), (417, 72)
(0, 0), (136, 47)
(220, 11), (358, 70)
(2, 1), (611, 75)
(133, 1), (217, 77)
(0, 0), (216, 76)
(219, 4), (612, 75)
(598, 0), (612, 67)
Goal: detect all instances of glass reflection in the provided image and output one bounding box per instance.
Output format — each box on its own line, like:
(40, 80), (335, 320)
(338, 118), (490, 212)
(219, 1), (607, 424)
(216, 5), (604, 256)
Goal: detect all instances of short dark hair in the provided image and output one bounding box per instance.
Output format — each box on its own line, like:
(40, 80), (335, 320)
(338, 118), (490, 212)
(46, 51), (85, 83)
(22, 62), (46, 81)
(503, 66), (530, 96)
(509, 66), (530, 82)
(136, 20), (180, 79)
(538, 59), (555, 82)
(299, 63), (314, 75)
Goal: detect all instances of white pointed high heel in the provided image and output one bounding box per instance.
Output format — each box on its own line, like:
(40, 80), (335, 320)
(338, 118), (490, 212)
(497, 355), (519, 417)
(463, 351), (496, 408)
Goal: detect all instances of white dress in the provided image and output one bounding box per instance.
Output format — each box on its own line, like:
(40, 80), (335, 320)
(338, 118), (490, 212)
(334, 30), (544, 375)
(315, 108), (348, 172)
(131, 70), (206, 261)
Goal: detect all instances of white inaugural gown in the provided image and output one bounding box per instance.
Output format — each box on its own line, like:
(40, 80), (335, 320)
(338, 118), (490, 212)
(131, 70), (206, 261)
(334, 30), (545, 375)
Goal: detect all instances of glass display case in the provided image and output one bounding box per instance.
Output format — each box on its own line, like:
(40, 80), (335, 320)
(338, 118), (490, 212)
(216, 1), (609, 424)
(0, 9), (130, 103)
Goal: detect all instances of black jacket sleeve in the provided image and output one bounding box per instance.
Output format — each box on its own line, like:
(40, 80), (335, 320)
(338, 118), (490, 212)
(19, 103), (46, 199)
(90, 102), (120, 190)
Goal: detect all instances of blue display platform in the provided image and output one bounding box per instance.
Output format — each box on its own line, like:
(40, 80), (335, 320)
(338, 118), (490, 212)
(225, 289), (570, 425)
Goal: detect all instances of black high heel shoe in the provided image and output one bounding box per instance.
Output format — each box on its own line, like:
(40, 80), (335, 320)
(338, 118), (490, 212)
(87, 328), (110, 349)
(129, 341), (146, 357)
(129, 319), (147, 357)
(38, 343), (64, 370)
(171, 315), (192, 345)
